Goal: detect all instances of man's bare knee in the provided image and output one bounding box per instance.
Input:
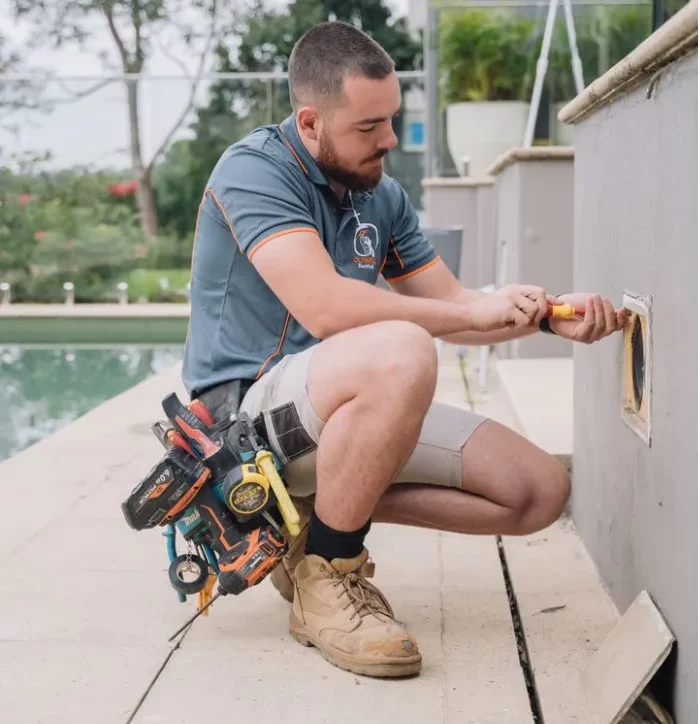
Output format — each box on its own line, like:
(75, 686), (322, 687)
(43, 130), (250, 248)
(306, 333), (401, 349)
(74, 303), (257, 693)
(308, 321), (437, 420)
(515, 461), (571, 535)
(372, 321), (437, 384)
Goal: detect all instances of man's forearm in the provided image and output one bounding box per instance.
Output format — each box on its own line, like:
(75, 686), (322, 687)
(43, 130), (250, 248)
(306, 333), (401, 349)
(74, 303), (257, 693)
(316, 277), (479, 339)
(438, 288), (539, 345)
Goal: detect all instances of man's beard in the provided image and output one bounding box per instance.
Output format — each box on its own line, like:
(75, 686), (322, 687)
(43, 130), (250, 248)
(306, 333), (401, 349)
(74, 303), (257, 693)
(317, 130), (386, 192)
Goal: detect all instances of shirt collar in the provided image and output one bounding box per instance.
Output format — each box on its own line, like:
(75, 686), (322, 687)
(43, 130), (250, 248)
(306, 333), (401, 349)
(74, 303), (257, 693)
(279, 115), (329, 187)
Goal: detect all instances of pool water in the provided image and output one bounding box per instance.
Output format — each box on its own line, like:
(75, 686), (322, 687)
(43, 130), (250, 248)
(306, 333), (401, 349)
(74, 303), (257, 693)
(0, 346), (183, 462)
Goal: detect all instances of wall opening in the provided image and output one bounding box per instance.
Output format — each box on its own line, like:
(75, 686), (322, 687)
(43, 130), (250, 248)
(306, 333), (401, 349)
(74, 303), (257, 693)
(622, 292), (652, 445)
(631, 314), (645, 411)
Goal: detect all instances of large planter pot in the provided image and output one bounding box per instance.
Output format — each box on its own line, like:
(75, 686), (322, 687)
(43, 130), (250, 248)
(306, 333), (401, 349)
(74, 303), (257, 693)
(445, 101), (530, 176)
(551, 101), (576, 146)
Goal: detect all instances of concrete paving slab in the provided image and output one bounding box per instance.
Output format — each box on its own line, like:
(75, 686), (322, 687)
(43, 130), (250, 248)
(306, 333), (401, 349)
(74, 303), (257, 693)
(0, 568), (192, 647)
(132, 644), (445, 724)
(501, 518), (621, 722)
(434, 365), (473, 410)
(0, 640), (170, 724)
(441, 532), (533, 723)
(3, 513), (171, 574)
(0, 303), (190, 317)
(496, 358), (573, 469)
(0, 362), (191, 724)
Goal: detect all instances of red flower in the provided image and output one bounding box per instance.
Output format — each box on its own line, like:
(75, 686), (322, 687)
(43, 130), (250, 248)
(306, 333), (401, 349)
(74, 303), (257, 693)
(19, 193), (32, 206)
(109, 180), (137, 197)
(34, 230), (46, 241)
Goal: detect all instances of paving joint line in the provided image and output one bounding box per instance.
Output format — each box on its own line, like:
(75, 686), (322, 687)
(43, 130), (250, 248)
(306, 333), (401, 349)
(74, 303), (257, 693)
(456, 356), (544, 722)
(438, 531), (449, 724)
(124, 622), (193, 723)
(496, 535), (545, 723)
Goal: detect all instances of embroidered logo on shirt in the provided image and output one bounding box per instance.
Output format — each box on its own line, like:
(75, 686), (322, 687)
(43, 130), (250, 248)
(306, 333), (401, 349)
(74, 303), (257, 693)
(353, 223), (379, 269)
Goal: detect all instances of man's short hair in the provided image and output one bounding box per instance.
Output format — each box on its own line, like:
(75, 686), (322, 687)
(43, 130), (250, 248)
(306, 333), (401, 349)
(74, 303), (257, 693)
(288, 21), (395, 112)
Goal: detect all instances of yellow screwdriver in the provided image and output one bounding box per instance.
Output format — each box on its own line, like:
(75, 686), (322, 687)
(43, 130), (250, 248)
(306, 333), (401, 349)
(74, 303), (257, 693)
(547, 302), (584, 319)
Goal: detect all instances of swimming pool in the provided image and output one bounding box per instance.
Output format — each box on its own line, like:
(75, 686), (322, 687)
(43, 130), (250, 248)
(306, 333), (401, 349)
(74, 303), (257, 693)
(0, 345), (183, 461)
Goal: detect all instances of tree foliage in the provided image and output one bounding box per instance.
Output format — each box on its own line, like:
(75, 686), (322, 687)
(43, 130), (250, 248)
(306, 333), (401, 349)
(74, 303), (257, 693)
(155, 0), (423, 240)
(3, 0), (423, 299)
(0, 160), (160, 301)
(10, 0), (222, 239)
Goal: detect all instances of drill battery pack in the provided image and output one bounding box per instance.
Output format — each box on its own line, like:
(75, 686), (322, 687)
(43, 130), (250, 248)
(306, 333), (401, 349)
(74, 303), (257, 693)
(122, 447), (210, 531)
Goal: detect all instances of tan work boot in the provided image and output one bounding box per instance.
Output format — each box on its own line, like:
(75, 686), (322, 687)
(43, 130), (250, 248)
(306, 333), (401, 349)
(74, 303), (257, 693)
(268, 497), (313, 603)
(290, 549), (422, 678)
(269, 498), (376, 602)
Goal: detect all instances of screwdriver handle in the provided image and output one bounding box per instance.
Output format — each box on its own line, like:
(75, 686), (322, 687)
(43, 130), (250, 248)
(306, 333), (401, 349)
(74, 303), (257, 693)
(547, 302), (584, 319)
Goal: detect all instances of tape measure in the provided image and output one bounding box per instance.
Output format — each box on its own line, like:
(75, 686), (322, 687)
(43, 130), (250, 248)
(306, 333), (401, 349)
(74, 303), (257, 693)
(222, 463), (270, 520)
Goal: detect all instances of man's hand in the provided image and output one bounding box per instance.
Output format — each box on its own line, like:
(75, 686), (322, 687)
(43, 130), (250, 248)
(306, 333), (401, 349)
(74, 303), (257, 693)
(465, 285), (548, 332)
(549, 293), (627, 343)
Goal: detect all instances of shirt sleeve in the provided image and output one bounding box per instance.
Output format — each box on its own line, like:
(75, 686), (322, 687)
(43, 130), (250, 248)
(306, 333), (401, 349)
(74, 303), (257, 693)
(382, 179), (439, 281)
(205, 145), (318, 259)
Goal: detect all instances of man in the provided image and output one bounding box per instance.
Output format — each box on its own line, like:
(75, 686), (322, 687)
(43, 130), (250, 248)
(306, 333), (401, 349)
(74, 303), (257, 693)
(182, 21), (626, 678)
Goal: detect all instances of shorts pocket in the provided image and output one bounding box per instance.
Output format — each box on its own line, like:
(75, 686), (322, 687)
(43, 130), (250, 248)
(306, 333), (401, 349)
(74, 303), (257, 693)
(266, 402), (317, 463)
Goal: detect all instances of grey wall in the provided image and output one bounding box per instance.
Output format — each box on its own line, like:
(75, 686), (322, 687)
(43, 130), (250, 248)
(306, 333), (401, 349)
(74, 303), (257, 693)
(476, 184), (497, 287)
(422, 180), (495, 288)
(494, 158), (574, 358)
(570, 52), (697, 722)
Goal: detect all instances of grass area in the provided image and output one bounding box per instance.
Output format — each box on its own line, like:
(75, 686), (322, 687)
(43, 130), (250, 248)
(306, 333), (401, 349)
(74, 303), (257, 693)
(126, 269), (190, 302)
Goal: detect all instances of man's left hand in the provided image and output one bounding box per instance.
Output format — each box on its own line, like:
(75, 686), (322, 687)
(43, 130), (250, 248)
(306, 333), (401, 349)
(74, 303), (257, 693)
(548, 293), (628, 343)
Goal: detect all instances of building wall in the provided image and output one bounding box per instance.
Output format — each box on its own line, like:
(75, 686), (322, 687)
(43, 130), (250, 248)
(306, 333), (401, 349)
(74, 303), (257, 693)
(476, 184), (497, 287)
(570, 52), (697, 722)
(494, 158), (574, 358)
(422, 180), (495, 288)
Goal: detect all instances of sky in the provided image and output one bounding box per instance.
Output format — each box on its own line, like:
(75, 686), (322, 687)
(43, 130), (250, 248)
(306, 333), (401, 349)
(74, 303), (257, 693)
(0, 0), (412, 170)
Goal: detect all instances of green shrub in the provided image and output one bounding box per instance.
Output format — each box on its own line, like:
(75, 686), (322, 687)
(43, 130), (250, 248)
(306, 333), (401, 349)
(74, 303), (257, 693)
(439, 10), (540, 103)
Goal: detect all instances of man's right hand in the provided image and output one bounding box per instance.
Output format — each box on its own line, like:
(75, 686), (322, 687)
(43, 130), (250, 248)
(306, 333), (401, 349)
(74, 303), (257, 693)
(465, 285), (549, 332)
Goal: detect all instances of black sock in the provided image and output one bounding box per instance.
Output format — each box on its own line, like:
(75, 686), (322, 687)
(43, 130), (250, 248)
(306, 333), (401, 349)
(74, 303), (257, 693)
(304, 508), (371, 562)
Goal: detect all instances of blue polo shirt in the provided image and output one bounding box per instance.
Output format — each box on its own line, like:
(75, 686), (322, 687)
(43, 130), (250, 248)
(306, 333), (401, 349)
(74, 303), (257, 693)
(182, 114), (439, 397)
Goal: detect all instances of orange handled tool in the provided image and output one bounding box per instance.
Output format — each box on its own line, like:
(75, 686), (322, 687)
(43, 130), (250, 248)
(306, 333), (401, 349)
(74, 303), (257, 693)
(547, 302), (585, 319)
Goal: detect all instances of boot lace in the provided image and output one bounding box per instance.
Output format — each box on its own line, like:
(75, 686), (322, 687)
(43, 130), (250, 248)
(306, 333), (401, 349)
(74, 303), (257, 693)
(331, 570), (398, 624)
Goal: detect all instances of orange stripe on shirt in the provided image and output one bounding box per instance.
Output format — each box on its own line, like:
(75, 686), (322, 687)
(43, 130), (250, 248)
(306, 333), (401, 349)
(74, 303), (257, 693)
(390, 236), (405, 269)
(386, 255), (440, 282)
(189, 194), (207, 263)
(255, 312), (291, 380)
(183, 195), (208, 350)
(248, 226), (318, 260)
(279, 129), (309, 177)
(206, 189), (244, 253)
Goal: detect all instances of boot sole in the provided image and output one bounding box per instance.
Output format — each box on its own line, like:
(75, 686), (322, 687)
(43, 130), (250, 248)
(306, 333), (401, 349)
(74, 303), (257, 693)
(290, 617), (422, 678)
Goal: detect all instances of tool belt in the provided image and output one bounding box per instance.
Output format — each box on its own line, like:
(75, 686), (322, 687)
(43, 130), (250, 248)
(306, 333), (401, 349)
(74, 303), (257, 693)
(121, 386), (300, 609)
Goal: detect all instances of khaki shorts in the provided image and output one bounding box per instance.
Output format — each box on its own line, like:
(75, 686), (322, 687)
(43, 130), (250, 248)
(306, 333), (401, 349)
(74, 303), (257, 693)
(198, 346), (487, 498)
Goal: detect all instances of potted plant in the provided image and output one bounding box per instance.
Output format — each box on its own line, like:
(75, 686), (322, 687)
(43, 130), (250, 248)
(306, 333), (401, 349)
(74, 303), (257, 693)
(439, 10), (539, 176)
